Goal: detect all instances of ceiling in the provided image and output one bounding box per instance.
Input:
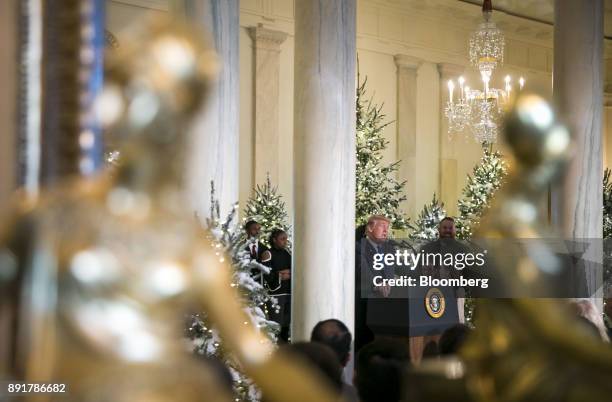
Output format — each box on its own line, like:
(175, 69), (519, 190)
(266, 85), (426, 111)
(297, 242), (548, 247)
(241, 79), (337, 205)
(459, 0), (612, 38)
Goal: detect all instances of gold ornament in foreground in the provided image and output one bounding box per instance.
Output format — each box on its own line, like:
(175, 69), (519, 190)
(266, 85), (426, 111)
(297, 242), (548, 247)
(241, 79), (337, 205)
(0, 17), (337, 402)
(405, 95), (612, 402)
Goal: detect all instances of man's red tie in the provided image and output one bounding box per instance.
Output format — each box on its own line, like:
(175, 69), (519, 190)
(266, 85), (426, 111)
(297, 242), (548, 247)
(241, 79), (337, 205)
(251, 244), (256, 258)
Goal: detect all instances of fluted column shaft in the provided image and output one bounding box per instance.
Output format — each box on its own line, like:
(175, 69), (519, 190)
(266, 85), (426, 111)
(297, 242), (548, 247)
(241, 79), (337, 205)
(293, 0), (356, 341)
(552, 0), (603, 300)
(552, 0), (603, 240)
(185, 0), (239, 221)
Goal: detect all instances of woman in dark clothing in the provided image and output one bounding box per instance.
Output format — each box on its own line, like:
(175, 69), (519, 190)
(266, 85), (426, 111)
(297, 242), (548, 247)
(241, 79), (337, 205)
(266, 228), (292, 343)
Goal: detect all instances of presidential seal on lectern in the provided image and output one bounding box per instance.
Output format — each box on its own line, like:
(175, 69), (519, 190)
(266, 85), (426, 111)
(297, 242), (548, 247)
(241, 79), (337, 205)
(425, 287), (446, 319)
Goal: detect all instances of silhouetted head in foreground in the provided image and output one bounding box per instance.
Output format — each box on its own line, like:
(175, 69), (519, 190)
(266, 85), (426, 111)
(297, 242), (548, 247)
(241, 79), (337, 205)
(311, 319), (352, 367)
(355, 339), (410, 402)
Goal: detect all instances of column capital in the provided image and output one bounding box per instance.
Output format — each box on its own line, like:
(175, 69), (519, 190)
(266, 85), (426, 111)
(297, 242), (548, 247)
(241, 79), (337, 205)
(437, 62), (465, 80)
(394, 54), (422, 70)
(248, 24), (288, 51)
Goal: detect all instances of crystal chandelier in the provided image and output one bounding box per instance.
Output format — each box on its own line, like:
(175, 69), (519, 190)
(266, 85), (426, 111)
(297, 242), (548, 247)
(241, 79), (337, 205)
(444, 0), (524, 144)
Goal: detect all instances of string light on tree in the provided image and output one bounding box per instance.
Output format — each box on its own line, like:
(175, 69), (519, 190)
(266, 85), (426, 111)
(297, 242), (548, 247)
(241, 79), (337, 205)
(409, 194), (446, 243)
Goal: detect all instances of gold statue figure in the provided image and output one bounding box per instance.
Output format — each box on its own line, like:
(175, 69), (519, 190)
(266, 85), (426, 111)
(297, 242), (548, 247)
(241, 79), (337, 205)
(405, 95), (612, 402)
(461, 95), (612, 402)
(0, 17), (337, 402)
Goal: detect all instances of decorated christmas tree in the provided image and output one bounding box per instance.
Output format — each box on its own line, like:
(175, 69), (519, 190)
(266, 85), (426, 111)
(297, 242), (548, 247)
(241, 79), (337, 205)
(356, 75), (409, 231)
(409, 194), (446, 242)
(455, 146), (508, 239)
(243, 174), (291, 248)
(187, 182), (279, 402)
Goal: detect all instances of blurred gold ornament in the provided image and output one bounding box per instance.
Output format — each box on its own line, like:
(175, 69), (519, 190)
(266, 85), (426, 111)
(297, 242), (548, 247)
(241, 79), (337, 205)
(405, 95), (612, 402)
(1, 16), (337, 402)
(462, 95), (612, 402)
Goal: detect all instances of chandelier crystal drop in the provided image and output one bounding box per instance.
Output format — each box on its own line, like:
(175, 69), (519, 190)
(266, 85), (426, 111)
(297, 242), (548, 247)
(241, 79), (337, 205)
(445, 0), (524, 145)
(469, 0), (504, 79)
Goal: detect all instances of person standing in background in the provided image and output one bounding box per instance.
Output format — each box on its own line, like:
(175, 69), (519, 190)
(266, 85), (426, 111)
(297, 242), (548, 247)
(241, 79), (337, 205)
(266, 228), (292, 343)
(355, 215), (397, 352)
(244, 220), (271, 284)
(244, 220), (271, 263)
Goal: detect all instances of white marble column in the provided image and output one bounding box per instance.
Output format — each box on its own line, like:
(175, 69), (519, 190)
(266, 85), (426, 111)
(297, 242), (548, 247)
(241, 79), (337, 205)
(437, 63), (465, 217)
(249, 25), (288, 186)
(293, 0), (356, 341)
(552, 1), (603, 238)
(184, 0), (240, 222)
(552, 0), (603, 299)
(394, 55), (421, 220)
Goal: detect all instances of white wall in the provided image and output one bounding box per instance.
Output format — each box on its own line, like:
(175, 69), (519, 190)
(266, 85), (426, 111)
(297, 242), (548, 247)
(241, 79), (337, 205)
(237, 0), (558, 222)
(105, 0), (611, 224)
(357, 50), (397, 168)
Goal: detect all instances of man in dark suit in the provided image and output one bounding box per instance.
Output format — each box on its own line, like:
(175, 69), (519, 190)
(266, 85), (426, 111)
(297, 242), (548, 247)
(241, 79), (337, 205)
(244, 220), (271, 283)
(355, 215), (398, 352)
(244, 220), (271, 261)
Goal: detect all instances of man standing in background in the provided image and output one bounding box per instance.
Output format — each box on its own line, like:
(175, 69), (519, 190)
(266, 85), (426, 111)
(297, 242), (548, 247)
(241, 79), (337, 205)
(355, 215), (397, 351)
(244, 220), (271, 262)
(244, 220), (271, 284)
